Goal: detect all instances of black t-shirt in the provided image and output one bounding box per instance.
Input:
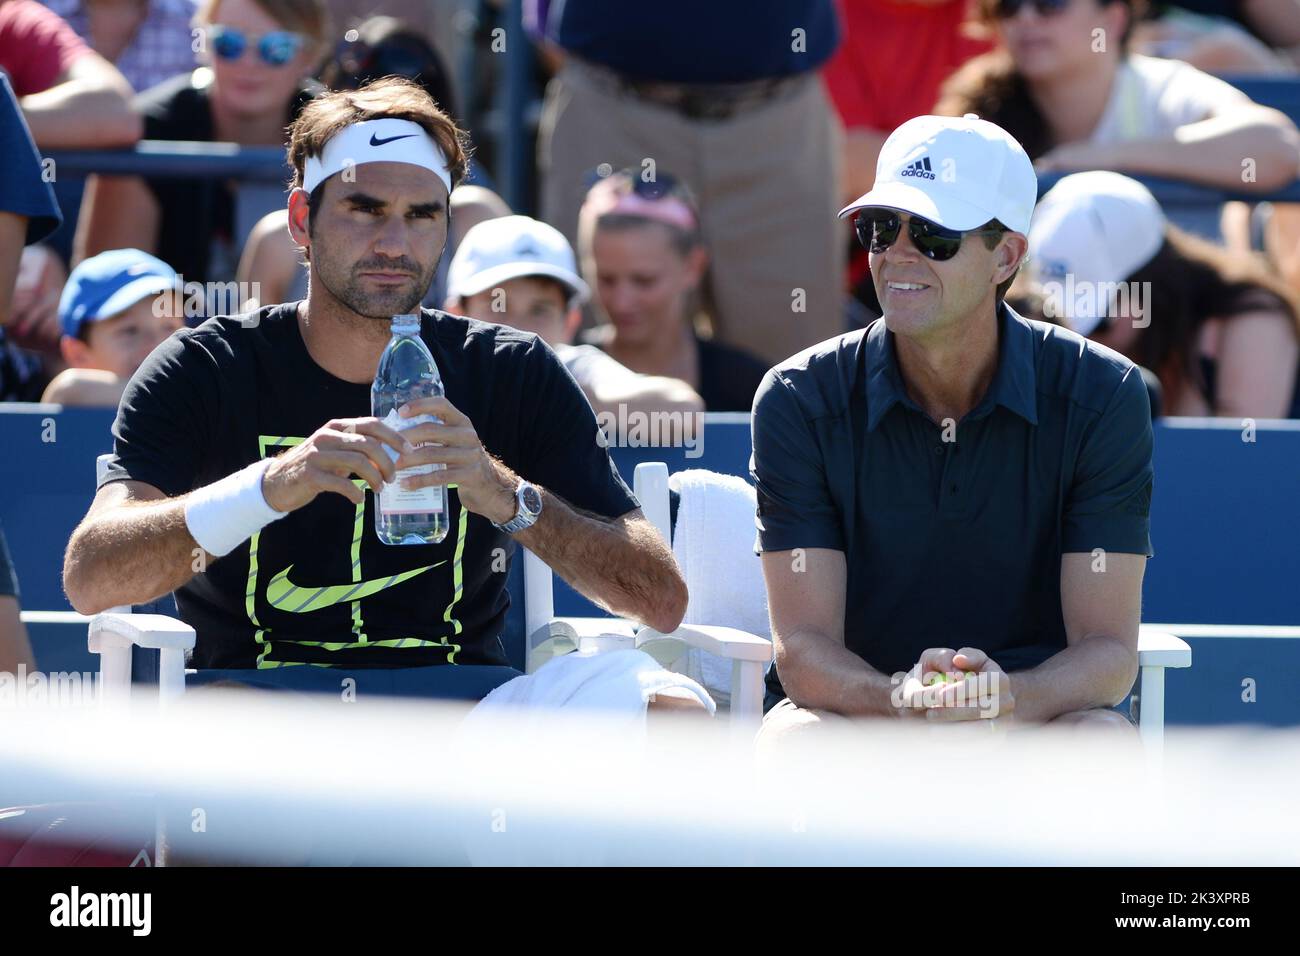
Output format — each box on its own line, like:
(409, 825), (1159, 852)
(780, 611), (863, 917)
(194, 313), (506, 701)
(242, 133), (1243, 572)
(695, 337), (771, 413)
(99, 303), (639, 670)
(580, 330), (770, 412)
(134, 72), (318, 287)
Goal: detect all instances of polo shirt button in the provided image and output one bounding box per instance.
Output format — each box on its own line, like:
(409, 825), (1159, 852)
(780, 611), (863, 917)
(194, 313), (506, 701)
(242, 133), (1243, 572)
(933, 446), (943, 455)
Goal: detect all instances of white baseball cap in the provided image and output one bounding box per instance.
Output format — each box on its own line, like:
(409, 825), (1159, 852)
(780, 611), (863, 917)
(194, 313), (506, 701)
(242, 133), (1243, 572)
(446, 215), (590, 305)
(839, 114), (1037, 235)
(1027, 171), (1167, 335)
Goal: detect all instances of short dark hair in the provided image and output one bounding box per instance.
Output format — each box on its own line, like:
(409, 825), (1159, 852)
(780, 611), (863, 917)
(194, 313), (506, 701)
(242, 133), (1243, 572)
(288, 77), (470, 194)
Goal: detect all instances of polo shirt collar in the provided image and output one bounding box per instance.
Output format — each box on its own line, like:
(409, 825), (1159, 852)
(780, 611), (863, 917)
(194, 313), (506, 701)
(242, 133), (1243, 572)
(864, 302), (1039, 431)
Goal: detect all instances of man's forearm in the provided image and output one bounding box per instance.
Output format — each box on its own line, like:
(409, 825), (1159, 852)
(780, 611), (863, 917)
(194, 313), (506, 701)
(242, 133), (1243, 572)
(63, 499), (206, 614)
(1009, 635), (1138, 724)
(779, 630), (900, 718)
(1108, 118), (1300, 191)
(21, 83), (141, 149)
(513, 488), (687, 634)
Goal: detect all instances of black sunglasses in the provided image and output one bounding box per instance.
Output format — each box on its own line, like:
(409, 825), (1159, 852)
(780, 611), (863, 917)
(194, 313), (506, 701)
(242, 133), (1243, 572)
(855, 211), (1004, 262)
(994, 0), (1072, 18)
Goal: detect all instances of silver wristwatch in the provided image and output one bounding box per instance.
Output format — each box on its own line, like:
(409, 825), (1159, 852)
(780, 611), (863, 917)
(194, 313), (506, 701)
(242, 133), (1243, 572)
(492, 479), (543, 534)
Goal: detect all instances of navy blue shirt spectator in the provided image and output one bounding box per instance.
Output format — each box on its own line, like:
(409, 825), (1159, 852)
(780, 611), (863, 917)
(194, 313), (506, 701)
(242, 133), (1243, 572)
(0, 72), (61, 245)
(751, 303), (1155, 703)
(1, 70), (61, 400)
(542, 0), (838, 83)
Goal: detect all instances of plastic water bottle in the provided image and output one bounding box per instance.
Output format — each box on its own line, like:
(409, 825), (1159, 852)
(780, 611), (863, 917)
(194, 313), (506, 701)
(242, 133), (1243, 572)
(372, 313), (448, 545)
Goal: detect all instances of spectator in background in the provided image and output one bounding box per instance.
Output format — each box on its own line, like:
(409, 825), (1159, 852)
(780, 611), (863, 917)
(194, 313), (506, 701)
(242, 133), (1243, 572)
(0, 0), (140, 146)
(76, 0), (328, 290)
(0, 71), (62, 400)
(445, 214), (704, 424)
(322, 14), (456, 116)
(1132, 3), (1299, 73)
(936, 1), (1300, 209)
(43, 0), (200, 92)
(534, 0), (846, 366)
(0, 73), (53, 671)
(1136, 1), (1300, 70)
(576, 171), (770, 414)
(41, 248), (183, 407)
(1026, 170), (1300, 417)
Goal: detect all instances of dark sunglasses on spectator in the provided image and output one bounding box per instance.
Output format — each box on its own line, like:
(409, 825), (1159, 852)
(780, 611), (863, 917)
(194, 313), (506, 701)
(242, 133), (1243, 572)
(855, 211), (1003, 262)
(209, 26), (305, 66)
(994, 0), (1072, 17)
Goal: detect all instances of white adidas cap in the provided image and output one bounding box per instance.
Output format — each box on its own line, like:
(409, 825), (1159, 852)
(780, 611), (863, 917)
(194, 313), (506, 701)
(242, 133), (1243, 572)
(839, 113), (1037, 235)
(1027, 171), (1167, 336)
(447, 215), (590, 305)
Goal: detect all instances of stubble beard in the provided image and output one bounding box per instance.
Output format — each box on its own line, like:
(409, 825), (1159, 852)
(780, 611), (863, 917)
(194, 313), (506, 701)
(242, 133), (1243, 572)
(312, 249), (438, 329)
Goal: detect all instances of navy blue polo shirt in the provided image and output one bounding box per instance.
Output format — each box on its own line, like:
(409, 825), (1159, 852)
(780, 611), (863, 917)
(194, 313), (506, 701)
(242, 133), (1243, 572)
(750, 304), (1154, 694)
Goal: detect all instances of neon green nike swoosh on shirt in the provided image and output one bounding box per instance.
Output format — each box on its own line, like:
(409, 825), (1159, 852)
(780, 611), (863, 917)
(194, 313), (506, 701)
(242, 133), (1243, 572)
(265, 561), (446, 614)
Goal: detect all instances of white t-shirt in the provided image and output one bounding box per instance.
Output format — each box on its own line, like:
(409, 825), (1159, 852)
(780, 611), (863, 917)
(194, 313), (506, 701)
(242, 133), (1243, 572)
(1090, 54), (1248, 144)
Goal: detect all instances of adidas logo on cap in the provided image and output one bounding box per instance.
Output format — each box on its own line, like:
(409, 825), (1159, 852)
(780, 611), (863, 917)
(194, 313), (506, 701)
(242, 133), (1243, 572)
(899, 156), (935, 181)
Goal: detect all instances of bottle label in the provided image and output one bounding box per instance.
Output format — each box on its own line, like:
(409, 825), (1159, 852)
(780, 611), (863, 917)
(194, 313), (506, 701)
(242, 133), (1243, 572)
(378, 411), (445, 516)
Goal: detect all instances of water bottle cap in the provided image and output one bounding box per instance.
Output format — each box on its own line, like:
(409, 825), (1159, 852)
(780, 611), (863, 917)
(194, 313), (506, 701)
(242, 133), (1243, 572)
(391, 313), (421, 332)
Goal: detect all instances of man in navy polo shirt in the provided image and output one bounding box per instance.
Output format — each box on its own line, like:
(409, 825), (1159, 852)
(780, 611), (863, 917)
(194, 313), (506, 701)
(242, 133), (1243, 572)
(751, 114), (1153, 742)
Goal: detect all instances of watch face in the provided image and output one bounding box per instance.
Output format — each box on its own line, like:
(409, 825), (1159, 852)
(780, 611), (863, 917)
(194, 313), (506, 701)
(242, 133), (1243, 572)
(520, 484), (543, 516)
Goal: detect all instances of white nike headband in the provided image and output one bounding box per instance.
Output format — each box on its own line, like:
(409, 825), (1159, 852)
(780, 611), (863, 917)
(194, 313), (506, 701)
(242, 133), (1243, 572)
(302, 118), (452, 195)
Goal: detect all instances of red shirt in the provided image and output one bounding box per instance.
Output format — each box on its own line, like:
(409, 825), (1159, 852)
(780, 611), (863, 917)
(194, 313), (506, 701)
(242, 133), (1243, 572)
(0, 0), (90, 96)
(823, 0), (993, 132)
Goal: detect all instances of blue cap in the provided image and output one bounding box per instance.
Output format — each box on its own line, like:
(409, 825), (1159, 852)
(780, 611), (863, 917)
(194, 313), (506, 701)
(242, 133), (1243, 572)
(59, 249), (179, 338)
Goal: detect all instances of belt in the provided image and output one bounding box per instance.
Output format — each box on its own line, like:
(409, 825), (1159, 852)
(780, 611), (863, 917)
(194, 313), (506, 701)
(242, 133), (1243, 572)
(576, 59), (807, 121)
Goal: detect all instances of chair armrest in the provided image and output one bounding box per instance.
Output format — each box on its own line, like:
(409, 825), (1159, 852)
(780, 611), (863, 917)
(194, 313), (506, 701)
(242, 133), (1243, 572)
(88, 612), (195, 704)
(1137, 628), (1192, 669)
(525, 617), (637, 673)
(636, 624), (772, 663)
(88, 612), (196, 652)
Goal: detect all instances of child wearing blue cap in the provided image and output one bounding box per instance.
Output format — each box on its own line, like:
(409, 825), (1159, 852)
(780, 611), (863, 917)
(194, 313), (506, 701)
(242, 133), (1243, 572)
(42, 249), (184, 407)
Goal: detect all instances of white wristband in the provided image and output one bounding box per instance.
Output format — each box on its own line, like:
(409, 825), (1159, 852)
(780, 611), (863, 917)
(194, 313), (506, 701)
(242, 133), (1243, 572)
(184, 458), (285, 558)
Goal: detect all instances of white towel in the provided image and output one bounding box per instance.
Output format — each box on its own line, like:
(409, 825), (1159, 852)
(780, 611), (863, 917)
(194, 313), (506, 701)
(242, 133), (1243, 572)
(467, 648), (715, 732)
(669, 469), (773, 705)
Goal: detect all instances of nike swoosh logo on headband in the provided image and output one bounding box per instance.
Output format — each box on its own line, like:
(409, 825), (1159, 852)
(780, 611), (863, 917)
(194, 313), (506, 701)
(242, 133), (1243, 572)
(370, 133), (417, 147)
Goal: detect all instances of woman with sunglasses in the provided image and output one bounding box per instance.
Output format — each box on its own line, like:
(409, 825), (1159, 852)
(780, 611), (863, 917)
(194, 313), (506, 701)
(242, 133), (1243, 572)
(1025, 170), (1300, 418)
(76, 0), (328, 291)
(935, 1), (1299, 196)
(575, 170), (770, 413)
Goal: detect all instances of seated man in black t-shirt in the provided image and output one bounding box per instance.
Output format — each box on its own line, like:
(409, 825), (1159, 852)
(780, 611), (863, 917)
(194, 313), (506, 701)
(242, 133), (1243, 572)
(62, 78), (690, 703)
